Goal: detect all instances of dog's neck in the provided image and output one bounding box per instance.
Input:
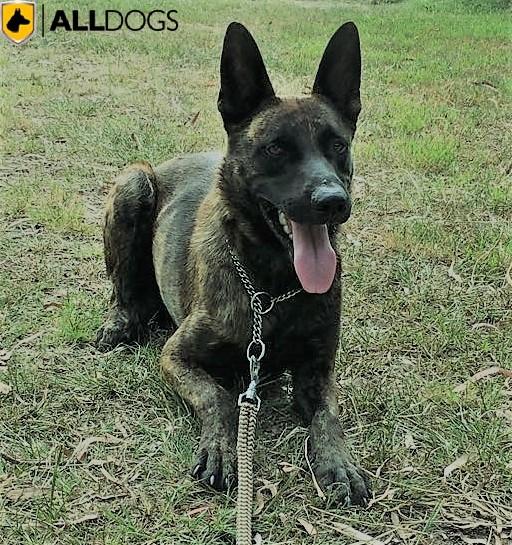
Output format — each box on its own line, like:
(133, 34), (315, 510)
(216, 163), (300, 295)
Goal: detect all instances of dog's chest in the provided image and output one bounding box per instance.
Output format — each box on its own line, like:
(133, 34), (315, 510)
(257, 294), (339, 365)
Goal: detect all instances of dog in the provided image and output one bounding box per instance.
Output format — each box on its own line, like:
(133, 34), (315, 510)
(7, 8), (30, 33)
(96, 21), (370, 506)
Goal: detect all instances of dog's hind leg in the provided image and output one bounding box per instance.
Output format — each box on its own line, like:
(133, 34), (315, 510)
(96, 163), (169, 350)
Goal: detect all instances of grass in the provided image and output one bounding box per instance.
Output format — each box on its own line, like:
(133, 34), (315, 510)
(1, 0), (511, 543)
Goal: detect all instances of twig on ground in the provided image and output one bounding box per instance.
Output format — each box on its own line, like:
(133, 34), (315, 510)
(304, 437), (326, 500)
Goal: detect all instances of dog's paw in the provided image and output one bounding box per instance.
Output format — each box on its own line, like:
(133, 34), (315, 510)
(191, 437), (237, 492)
(313, 450), (371, 507)
(95, 319), (137, 351)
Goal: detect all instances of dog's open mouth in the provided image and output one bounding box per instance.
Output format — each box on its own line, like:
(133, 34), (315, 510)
(260, 201), (337, 294)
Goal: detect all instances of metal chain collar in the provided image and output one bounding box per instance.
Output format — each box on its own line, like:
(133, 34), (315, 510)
(226, 241), (302, 409)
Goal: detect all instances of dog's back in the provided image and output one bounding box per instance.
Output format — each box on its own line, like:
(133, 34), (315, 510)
(153, 151), (223, 325)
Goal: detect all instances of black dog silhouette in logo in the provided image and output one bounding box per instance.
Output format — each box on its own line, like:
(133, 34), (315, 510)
(7, 8), (30, 33)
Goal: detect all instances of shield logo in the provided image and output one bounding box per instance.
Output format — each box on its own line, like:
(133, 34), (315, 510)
(1, 1), (35, 45)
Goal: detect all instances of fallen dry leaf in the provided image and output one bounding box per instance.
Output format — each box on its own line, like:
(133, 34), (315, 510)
(5, 486), (49, 502)
(400, 465), (419, 474)
(254, 490), (265, 516)
(331, 521), (385, 544)
(186, 505), (210, 517)
(367, 484), (396, 508)
(454, 366), (512, 393)
(55, 512), (99, 527)
(72, 435), (123, 461)
(259, 479), (278, 497)
(404, 432), (417, 450)
(390, 511), (413, 542)
(87, 456), (117, 467)
(448, 261), (463, 283)
(0, 381), (12, 395)
(297, 517), (317, 536)
(99, 465), (124, 486)
(443, 454), (469, 479)
(278, 461), (300, 474)
(70, 512), (99, 525)
(254, 479), (278, 515)
(471, 322), (498, 331)
(459, 536), (488, 544)
(45, 304), (61, 312)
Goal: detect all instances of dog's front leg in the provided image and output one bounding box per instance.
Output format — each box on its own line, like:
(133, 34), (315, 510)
(161, 312), (237, 491)
(292, 360), (370, 506)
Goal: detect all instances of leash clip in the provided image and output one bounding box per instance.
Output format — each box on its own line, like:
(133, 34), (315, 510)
(238, 379), (261, 411)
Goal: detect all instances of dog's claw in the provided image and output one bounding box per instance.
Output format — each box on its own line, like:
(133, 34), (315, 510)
(312, 450), (371, 508)
(191, 436), (236, 492)
(224, 474), (237, 491)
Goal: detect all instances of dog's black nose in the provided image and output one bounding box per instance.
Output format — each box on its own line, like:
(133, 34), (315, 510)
(311, 184), (350, 218)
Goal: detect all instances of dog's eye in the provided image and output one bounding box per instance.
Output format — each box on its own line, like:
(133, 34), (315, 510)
(332, 139), (347, 154)
(265, 143), (285, 157)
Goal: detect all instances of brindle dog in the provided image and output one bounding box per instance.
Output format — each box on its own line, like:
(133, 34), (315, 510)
(96, 21), (370, 506)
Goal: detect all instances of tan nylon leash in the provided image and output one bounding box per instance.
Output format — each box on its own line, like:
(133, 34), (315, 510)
(236, 398), (259, 544)
(227, 242), (301, 545)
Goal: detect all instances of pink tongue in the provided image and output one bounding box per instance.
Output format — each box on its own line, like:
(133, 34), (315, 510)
(291, 222), (337, 294)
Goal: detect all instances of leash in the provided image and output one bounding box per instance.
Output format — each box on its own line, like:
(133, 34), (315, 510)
(227, 242), (301, 545)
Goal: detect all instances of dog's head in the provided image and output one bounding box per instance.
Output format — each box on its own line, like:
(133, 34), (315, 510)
(218, 22), (361, 294)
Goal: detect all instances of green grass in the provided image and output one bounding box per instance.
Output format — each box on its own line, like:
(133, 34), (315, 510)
(1, 0), (511, 544)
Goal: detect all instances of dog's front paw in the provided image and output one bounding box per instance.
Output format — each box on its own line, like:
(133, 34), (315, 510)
(96, 322), (130, 350)
(191, 433), (237, 492)
(312, 448), (370, 507)
(95, 315), (140, 351)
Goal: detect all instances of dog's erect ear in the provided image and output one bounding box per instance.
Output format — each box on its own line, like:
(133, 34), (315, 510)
(218, 22), (275, 129)
(313, 22), (361, 127)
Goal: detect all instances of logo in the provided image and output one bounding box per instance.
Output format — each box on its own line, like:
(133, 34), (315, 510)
(0, 4), (179, 44)
(1, 1), (35, 44)
(47, 9), (178, 33)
